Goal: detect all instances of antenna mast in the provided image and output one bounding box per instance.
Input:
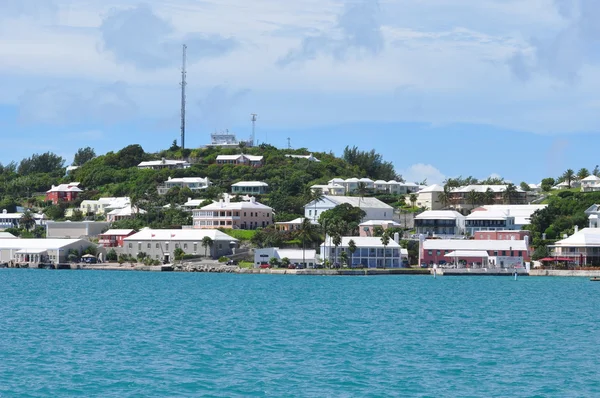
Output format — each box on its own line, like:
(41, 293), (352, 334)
(180, 44), (187, 149)
(287, 137), (291, 149)
(251, 113), (257, 146)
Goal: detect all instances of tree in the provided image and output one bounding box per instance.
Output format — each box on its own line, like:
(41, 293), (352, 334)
(70, 209), (84, 221)
(332, 232), (342, 267)
(380, 230), (391, 269)
(318, 203), (366, 235)
(73, 147), (96, 166)
(562, 169), (575, 188)
(106, 249), (118, 262)
(169, 140), (180, 151)
(484, 188), (496, 205)
(44, 205), (65, 220)
(20, 210), (36, 231)
(503, 183), (519, 205)
(298, 217), (318, 267)
(269, 257), (280, 267)
(594, 165), (600, 177)
(281, 257), (290, 267)
(409, 193), (417, 208)
(356, 182), (368, 207)
(438, 187), (451, 209)
(137, 252), (148, 262)
(577, 168), (590, 180)
(174, 247), (185, 261)
(342, 146), (396, 180)
(520, 182), (531, 192)
(541, 178), (555, 192)
(340, 251), (348, 268)
(18, 152), (65, 175)
(466, 190), (480, 209)
(348, 239), (357, 268)
(201, 236), (213, 258)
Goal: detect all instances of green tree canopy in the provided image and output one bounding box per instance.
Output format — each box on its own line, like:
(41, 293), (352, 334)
(18, 152), (64, 175)
(73, 147), (96, 166)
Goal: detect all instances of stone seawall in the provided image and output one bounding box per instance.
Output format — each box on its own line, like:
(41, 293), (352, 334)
(529, 269), (600, 277)
(237, 268), (429, 276)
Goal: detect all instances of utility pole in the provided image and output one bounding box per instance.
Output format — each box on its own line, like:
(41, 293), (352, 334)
(251, 113), (257, 146)
(180, 44), (187, 149)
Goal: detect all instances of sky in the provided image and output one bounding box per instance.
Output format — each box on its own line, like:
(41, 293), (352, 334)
(1, 0), (599, 184)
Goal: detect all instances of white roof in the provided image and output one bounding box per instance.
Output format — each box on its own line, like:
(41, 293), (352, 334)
(582, 175), (600, 182)
(322, 236), (402, 248)
(403, 182), (418, 187)
(275, 217), (317, 225)
(374, 180), (388, 184)
(445, 250), (489, 258)
(452, 185), (524, 193)
(423, 239), (528, 251)
(125, 228), (237, 242)
(329, 178), (346, 183)
(275, 249), (317, 262)
(165, 177), (209, 184)
(285, 154), (320, 162)
(107, 205), (146, 216)
(183, 199), (206, 207)
(232, 181), (269, 187)
(47, 183), (83, 193)
(416, 210), (464, 220)
(216, 154), (263, 161)
(479, 204), (546, 225)
(138, 159), (189, 167)
(0, 232), (17, 239)
(418, 184), (445, 193)
(311, 195), (393, 210)
(552, 228), (600, 247)
(359, 220), (402, 227)
(466, 210), (511, 220)
(200, 199), (272, 211)
(359, 178), (374, 183)
(0, 238), (89, 250)
(99, 229), (136, 236)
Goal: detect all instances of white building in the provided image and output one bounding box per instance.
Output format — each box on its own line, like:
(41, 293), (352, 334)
(80, 197), (131, 215)
(581, 175), (600, 192)
(310, 183), (346, 196)
(106, 205), (146, 223)
(254, 248), (318, 268)
(231, 181), (269, 195)
(324, 178), (419, 195)
(208, 131), (253, 148)
(358, 220), (402, 237)
(137, 158), (191, 170)
(46, 221), (111, 238)
(0, 232), (17, 239)
(412, 184), (445, 210)
(465, 210), (516, 235)
(285, 154), (320, 162)
(216, 154), (263, 167)
(320, 236), (409, 268)
(474, 204), (547, 229)
(415, 210), (466, 237)
(157, 177), (211, 195)
(304, 195), (394, 222)
(0, 209), (46, 229)
(0, 238), (98, 265)
(123, 228), (238, 262)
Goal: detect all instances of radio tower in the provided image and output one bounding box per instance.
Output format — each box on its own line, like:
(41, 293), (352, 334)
(251, 113), (257, 146)
(180, 44), (187, 149)
(287, 137), (291, 149)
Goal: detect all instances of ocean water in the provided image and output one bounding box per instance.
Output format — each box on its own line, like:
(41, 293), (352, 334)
(1, 271), (600, 397)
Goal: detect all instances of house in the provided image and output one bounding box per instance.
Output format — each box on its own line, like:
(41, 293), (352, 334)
(473, 230), (530, 241)
(0, 209), (46, 229)
(548, 226), (600, 266)
(304, 195), (394, 222)
(581, 176), (600, 192)
(447, 185), (527, 210)
(254, 248), (318, 267)
(359, 220), (402, 237)
(106, 205), (146, 223)
(320, 236), (409, 268)
(192, 196), (273, 229)
(472, 204), (546, 229)
(414, 211), (466, 237)
(123, 228), (238, 262)
(421, 238), (529, 268)
(275, 217), (318, 231)
(46, 221), (110, 239)
(137, 158), (190, 170)
(97, 229), (137, 248)
(464, 210), (516, 235)
(80, 197), (130, 216)
(46, 182), (83, 204)
(310, 183), (346, 196)
(0, 238), (98, 265)
(216, 154), (263, 167)
(208, 131), (253, 148)
(231, 181), (269, 195)
(157, 177), (211, 195)
(285, 154), (320, 162)
(412, 184), (445, 210)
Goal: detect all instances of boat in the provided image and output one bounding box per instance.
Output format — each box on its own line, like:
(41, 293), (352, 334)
(590, 277), (600, 281)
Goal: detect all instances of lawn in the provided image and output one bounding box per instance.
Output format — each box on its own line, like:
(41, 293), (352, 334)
(219, 229), (257, 241)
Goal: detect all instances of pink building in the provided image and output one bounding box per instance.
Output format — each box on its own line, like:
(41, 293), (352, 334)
(473, 230), (530, 241)
(98, 229), (136, 248)
(192, 196), (273, 229)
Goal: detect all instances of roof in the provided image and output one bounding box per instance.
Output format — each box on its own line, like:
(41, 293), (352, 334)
(582, 175), (600, 182)
(183, 199), (207, 207)
(99, 229), (136, 236)
(275, 249), (317, 261)
(423, 239), (528, 251)
(0, 238), (90, 250)
(322, 236), (402, 248)
(308, 195), (393, 210)
(275, 217), (317, 225)
(552, 228), (600, 247)
(0, 232), (17, 239)
(359, 220), (402, 227)
(285, 154), (320, 162)
(452, 185), (524, 193)
(418, 184), (445, 193)
(445, 250), (490, 258)
(164, 177), (209, 184)
(479, 204), (546, 225)
(138, 159), (189, 167)
(199, 199), (272, 211)
(47, 183), (83, 193)
(231, 181), (269, 187)
(416, 210), (464, 220)
(216, 154), (263, 161)
(107, 205), (146, 216)
(466, 210), (511, 220)
(125, 229), (237, 242)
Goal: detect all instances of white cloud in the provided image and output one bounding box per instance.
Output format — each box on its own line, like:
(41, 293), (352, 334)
(400, 163), (446, 185)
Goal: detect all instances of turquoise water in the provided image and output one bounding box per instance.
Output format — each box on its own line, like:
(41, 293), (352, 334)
(2, 271), (600, 397)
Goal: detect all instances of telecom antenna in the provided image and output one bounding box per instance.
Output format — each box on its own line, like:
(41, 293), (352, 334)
(251, 113), (257, 146)
(180, 44), (187, 149)
(287, 137), (291, 149)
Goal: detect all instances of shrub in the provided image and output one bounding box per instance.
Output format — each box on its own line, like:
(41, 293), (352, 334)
(218, 256), (229, 263)
(106, 249), (118, 262)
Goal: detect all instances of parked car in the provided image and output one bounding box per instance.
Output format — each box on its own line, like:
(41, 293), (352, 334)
(259, 263), (271, 269)
(287, 264), (296, 269)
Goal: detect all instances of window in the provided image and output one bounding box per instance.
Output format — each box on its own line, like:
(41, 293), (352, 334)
(518, 251), (522, 257)
(138, 243), (141, 250)
(128, 243), (132, 249)
(147, 243), (151, 249)
(428, 250), (432, 255)
(156, 243), (159, 249)
(184, 243), (188, 249)
(166, 244), (169, 251)
(436, 250), (441, 256)
(502, 251), (506, 256)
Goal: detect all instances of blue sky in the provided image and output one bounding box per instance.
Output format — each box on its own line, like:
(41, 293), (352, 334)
(1, 0), (599, 184)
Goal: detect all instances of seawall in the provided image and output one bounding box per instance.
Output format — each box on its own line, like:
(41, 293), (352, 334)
(529, 269), (600, 277)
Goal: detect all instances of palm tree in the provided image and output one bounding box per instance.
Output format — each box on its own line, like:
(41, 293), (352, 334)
(20, 210), (36, 231)
(438, 187), (451, 209)
(332, 232), (342, 268)
(578, 168), (590, 180)
(305, 187), (325, 222)
(340, 251), (348, 268)
(380, 230), (391, 269)
(502, 183), (519, 204)
(409, 193), (417, 208)
(594, 165), (600, 177)
(348, 239), (357, 268)
(466, 189), (480, 209)
(563, 169), (575, 188)
(356, 182), (368, 208)
(298, 218), (318, 267)
(201, 236), (213, 258)
(484, 188), (495, 205)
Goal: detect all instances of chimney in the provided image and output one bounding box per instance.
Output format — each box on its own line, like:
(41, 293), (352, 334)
(575, 225), (579, 233)
(394, 232), (400, 244)
(161, 157), (166, 164)
(168, 176), (171, 181)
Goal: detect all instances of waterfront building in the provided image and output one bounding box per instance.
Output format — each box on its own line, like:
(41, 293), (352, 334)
(320, 236), (408, 268)
(192, 196), (273, 229)
(421, 238), (529, 268)
(0, 238), (97, 265)
(98, 229), (137, 248)
(415, 210), (466, 237)
(231, 181), (269, 195)
(46, 182), (83, 204)
(0, 209), (46, 229)
(547, 226), (600, 266)
(157, 177), (211, 195)
(123, 228), (238, 262)
(137, 158), (190, 170)
(358, 220), (402, 237)
(254, 248), (318, 268)
(303, 195), (394, 222)
(216, 154), (263, 167)
(473, 230), (530, 241)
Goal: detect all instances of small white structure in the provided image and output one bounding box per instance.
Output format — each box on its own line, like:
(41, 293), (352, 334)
(216, 154), (263, 167)
(275, 217), (318, 231)
(581, 176), (600, 192)
(320, 236), (408, 268)
(106, 205), (146, 223)
(137, 158), (190, 170)
(157, 177), (211, 195)
(285, 154), (320, 162)
(231, 181), (269, 195)
(254, 248), (318, 268)
(310, 183), (346, 196)
(415, 210), (466, 237)
(304, 195), (394, 222)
